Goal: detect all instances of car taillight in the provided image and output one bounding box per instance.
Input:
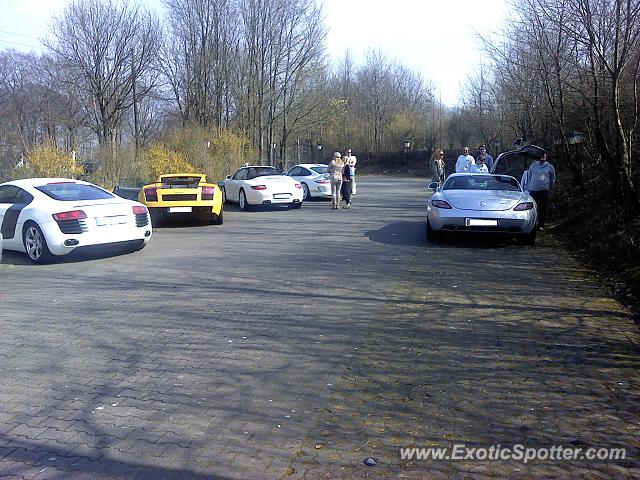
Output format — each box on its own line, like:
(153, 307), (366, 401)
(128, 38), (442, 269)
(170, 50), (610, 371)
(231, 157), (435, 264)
(294, 183), (303, 189)
(144, 187), (158, 201)
(132, 205), (148, 215)
(315, 179), (330, 184)
(201, 186), (216, 200)
(53, 210), (87, 221)
(251, 185), (267, 190)
(514, 202), (534, 211)
(431, 199), (452, 209)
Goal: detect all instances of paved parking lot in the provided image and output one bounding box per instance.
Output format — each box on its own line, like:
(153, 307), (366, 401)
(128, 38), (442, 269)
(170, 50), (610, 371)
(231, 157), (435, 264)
(1, 176), (639, 479)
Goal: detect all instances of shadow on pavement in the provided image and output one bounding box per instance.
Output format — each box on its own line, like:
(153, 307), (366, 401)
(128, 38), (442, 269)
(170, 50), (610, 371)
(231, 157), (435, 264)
(0, 435), (231, 480)
(365, 221), (520, 249)
(0, 242), (145, 265)
(365, 221), (426, 247)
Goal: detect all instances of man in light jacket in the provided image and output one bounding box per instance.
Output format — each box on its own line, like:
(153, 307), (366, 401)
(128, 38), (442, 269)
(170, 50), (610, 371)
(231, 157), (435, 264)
(455, 147), (475, 173)
(523, 152), (556, 230)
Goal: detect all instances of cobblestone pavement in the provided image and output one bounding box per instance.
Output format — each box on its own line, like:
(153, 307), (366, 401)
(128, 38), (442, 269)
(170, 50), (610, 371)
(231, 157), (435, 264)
(1, 177), (639, 479)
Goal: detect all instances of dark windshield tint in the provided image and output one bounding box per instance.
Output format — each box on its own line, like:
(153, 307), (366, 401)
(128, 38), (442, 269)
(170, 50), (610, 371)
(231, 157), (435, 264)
(36, 183), (115, 201)
(161, 176), (202, 188)
(311, 166), (328, 174)
(443, 175), (521, 192)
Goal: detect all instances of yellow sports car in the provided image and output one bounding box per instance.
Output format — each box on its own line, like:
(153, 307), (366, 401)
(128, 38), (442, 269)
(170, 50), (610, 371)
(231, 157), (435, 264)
(139, 173), (223, 225)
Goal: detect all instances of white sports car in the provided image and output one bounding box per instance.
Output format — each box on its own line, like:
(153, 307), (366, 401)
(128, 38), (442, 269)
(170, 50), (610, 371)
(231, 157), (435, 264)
(427, 173), (538, 245)
(286, 163), (331, 200)
(0, 178), (152, 263)
(222, 165), (304, 210)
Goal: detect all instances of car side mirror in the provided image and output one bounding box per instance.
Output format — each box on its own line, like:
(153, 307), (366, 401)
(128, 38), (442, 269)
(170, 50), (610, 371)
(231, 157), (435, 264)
(225, 175), (231, 180)
(428, 182), (439, 191)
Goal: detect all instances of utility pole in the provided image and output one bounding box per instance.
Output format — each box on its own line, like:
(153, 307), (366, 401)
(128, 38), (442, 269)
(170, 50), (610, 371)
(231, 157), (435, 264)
(131, 48), (139, 157)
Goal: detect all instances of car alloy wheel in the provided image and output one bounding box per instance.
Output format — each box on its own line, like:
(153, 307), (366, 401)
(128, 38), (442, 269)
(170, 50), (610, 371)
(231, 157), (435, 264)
(302, 183), (310, 200)
(222, 187), (227, 204)
(239, 190), (248, 211)
(23, 222), (53, 264)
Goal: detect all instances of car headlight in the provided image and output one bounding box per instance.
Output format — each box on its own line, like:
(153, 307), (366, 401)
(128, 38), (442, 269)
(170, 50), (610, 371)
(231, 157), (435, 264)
(431, 199), (452, 209)
(514, 202), (534, 211)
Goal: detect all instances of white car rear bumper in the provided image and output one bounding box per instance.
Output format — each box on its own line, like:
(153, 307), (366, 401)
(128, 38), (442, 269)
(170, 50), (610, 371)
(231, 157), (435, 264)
(428, 207), (537, 234)
(245, 189), (304, 205)
(42, 217), (152, 256)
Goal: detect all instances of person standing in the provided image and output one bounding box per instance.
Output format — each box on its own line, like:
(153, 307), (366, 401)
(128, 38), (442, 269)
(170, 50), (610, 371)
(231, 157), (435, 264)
(431, 149), (446, 185)
(470, 156), (489, 173)
(455, 147), (475, 173)
(328, 152), (344, 209)
(523, 152), (556, 230)
(476, 144), (494, 171)
(344, 148), (357, 195)
(341, 159), (353, 208)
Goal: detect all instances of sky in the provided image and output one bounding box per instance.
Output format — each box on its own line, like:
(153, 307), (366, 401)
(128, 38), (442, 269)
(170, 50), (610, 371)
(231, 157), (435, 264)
(0, 0), (508, 106)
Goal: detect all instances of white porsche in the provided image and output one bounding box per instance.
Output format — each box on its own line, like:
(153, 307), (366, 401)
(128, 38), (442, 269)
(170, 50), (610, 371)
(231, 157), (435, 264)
(221, 165), (304, 210)
(286, 163), (331, 200)
(0, 178), (152, 264)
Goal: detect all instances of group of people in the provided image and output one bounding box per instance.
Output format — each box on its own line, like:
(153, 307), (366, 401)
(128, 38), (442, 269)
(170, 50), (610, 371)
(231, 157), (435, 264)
(454, 144), (494, 175)
(430, 144), (495, 186)
(328, 148), (357, 209)
(431, 145), (556, 230)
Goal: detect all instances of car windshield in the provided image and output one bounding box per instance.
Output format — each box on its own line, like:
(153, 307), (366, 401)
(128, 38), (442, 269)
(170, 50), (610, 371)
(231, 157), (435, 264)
(443, 175), (521, 192)
(36, 182), (115, 201)
(310, 166), (328, 174)
(161, 176), (202, 188)
(246, 167), (280, 179)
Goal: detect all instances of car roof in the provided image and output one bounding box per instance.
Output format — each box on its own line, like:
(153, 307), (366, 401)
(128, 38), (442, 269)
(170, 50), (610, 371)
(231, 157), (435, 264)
(2, 178), (90, 188)
(292, 163), (327, 168)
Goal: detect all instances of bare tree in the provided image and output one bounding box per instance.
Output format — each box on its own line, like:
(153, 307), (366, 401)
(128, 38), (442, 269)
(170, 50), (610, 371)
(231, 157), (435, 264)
(46, 0), (162, 148)
(162, 0), (239, 128)
(568, 0), (640, 201)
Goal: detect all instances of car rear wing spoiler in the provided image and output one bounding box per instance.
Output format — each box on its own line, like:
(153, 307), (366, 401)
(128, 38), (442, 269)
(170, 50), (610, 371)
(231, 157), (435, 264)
(113, 186), (142, 201)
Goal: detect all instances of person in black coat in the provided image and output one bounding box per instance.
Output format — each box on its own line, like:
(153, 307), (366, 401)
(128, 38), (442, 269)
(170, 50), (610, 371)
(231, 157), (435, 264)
(341, 162), (352, 208)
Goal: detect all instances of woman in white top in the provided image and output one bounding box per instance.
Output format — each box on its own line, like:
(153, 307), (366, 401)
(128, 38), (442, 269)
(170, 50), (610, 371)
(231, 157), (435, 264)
(328, 152), (344, 209)
(469, 157), (489, 173)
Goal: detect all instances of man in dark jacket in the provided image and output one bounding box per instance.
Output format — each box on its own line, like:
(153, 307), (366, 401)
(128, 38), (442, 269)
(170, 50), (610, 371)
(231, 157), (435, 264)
(341, 163), (352, 208)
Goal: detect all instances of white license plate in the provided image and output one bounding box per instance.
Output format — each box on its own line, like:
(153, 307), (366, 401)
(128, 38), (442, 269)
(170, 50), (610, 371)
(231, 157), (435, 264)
(169, 207), (192, 213)
(466, 218), (497, 226)
(95, 216), (127, 226)
(273, 194), (290, 199)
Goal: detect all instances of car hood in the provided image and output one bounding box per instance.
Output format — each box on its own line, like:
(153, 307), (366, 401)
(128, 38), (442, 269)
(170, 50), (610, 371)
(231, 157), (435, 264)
(442, 190), (524, 211)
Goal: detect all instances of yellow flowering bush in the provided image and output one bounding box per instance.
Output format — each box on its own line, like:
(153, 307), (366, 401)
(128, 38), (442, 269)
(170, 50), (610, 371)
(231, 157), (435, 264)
(145, 144), (197, 179)
(26, 140), (84, 178)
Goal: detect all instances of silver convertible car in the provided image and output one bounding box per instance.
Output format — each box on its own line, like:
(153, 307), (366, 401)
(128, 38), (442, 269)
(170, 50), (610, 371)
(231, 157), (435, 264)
(426, 173), (538, 245)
